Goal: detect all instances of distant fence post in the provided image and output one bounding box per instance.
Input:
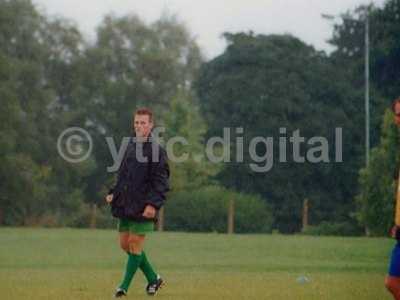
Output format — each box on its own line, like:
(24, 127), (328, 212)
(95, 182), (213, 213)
(302, 198), (309, 232)
(228, 198), (235, 234)
(157, 207), (164, 232)
(365, 226), (370, 236)
(90, 203), (97, 229)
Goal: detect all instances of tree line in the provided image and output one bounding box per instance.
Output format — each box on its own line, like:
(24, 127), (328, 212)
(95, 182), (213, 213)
(0, 0), (399, 235)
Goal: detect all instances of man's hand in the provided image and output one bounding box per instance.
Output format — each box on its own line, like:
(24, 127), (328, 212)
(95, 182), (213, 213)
(105, 194), (113, 204)
(142, 205), (156, 218)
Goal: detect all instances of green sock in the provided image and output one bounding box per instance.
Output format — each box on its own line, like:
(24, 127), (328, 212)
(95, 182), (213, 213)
(119, 252), (143, 291)
(140, 251), (158, 284)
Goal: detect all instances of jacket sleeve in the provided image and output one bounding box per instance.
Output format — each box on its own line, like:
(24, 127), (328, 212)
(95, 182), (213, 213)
(145, 147), (170, 210)
(108, 145), (130, 195)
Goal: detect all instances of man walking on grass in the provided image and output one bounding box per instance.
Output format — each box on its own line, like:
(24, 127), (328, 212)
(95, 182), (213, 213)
(105, 107), (170, 297)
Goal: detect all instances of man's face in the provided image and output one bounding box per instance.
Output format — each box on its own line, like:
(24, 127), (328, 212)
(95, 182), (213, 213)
(394, 102), (400, 127)
(134, 114), (153, 138)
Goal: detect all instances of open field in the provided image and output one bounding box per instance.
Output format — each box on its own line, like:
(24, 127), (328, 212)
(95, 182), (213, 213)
(0, 228), (395, 299)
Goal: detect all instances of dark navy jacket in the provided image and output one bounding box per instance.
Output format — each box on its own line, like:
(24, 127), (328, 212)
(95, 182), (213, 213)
(109, 135), (170, 222)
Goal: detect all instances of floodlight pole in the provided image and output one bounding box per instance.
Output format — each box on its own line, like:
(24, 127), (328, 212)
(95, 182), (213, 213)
(365, 10), (370, 167)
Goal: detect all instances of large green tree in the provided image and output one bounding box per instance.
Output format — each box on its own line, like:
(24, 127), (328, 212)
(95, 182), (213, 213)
(196, 32), (362, 233)
(0, 0), (92, 224)
(328, 0), (400, 147)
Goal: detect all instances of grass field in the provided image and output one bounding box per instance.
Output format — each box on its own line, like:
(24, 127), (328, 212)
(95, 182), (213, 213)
(0, 228), (395, 299)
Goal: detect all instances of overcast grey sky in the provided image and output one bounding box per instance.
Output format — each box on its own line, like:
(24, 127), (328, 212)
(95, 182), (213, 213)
(32, 0), (385, 59)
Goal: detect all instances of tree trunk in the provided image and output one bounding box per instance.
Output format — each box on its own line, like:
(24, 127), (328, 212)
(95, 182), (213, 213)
(90, 203), (97, 229)
(227, 198), (234, 234)
(302, 198), (309, 232)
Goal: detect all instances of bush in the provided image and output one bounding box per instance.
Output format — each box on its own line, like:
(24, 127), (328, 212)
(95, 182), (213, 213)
(355, 110), (400, 236)
(302, 221), (363, 236)
(164, 185), (273, 233)
(66, 203), (117, 229)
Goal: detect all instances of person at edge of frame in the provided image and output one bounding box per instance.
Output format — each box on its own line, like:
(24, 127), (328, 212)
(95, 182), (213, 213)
(385, 97), (400, 300)
(105, 107), (170, 298)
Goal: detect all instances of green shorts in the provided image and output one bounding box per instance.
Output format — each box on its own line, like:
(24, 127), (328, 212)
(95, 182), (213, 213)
(118, 219), (154, 235)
